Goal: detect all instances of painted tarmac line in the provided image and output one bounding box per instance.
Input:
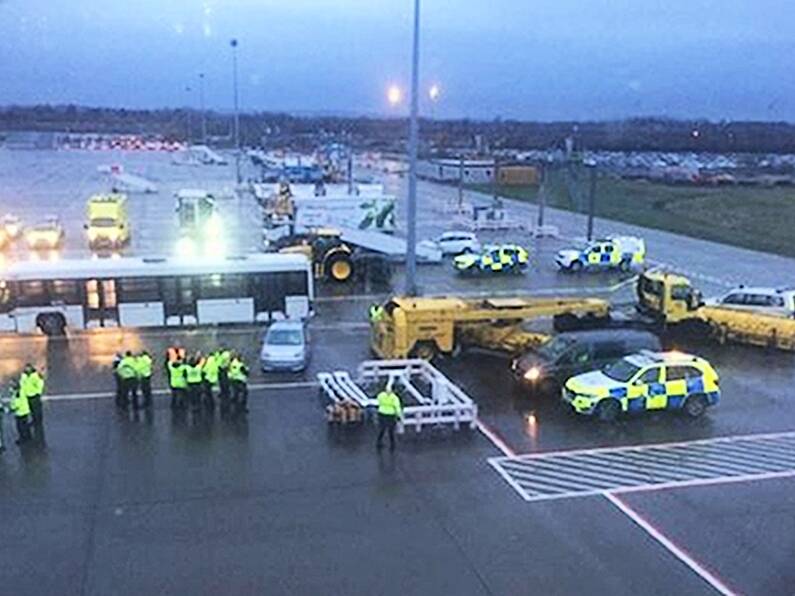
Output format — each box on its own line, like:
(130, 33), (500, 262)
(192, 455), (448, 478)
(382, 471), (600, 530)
(43, 380), (319, 401)
(475, 419), (516, 458)
(604, 492), (738, 596)
(489, 428), (795, 463)
(611, 468), (795, 496)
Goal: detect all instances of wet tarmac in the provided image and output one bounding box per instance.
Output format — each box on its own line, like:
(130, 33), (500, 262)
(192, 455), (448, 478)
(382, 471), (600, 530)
(0, 150), (793, 594)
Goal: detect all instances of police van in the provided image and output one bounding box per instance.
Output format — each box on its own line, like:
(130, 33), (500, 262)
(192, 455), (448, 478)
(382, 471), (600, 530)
(556, 235), (645, 273)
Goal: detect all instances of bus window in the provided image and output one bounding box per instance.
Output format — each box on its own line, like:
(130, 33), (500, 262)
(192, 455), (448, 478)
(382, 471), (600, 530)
(199, 274), (246, 300)
(103, 280), (117, 308)
(50, 280), (81, 305)
(119, 277), (160, 303)
(18, 280), (48, 307)
(178, 277), (194, 305)
(286, 271), (309, 295)
(0, 281), (12, 313)
(86, 280), (100, 309)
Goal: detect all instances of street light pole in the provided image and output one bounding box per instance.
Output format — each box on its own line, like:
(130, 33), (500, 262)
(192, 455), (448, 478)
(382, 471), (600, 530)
(185, 86), (193, 143)
(231, 39), (241, 184)
(586, 162), (597, 241)
(405, 0), (421, 296)
(199, 73), (207, 145)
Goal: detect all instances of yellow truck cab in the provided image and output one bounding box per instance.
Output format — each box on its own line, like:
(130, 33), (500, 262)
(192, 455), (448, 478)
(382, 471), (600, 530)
(636, 270), (702, 323)
(86, 193), (130, 249)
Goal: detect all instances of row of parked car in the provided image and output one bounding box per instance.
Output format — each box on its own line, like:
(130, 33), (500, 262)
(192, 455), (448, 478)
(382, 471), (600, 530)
(512, 329), (721, 422)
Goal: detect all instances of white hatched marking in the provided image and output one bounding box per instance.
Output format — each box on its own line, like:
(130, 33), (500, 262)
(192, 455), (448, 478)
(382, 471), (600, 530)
(490, 431), (795, 503)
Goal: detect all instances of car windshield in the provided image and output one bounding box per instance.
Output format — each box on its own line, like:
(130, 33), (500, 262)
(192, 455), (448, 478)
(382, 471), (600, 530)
(266, 329), (303, 346)
(603, 359), (641, 382)
(90, 218), (117, 227)
(537, 336), (575, 360)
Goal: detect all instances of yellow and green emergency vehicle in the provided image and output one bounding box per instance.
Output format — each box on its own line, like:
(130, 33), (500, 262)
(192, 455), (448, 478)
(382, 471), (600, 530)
(453, 244), (529, 275)
(563, 350), (720, 421)
(25, 216), (65, 250)
(556, 235), (645, 272)
(85, 193), (130, 250)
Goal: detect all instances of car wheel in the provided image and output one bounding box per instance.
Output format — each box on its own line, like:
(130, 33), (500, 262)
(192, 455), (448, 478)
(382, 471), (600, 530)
(683, 394), (707, 418)
(619, 259), (631, 273)
(595, 399), (620, 422)
(570, 260), (583, 273)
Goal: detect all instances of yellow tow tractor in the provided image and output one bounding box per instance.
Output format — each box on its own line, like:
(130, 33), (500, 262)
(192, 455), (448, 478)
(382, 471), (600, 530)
(85, 193), (130, 250)
(370, 295), (610, 360)
(275, 228), (391, 284)
(636, 270), (795, 351)
(369, 270), (795, 362)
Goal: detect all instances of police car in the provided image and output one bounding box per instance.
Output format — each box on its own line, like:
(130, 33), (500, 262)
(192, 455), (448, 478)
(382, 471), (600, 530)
(556, 235), (645, 272)
(562, 350), (719, 422)
(453, 244), (529, 275)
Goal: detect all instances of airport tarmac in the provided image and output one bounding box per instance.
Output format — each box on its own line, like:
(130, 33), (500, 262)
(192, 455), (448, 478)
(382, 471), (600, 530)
(0, 148), (793, 594)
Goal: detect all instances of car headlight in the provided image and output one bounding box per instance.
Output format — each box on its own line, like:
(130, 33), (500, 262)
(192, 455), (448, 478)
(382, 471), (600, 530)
(204, 214), (222, 238)
(524, 367), (541, 381)
(176, 236), (196, 257)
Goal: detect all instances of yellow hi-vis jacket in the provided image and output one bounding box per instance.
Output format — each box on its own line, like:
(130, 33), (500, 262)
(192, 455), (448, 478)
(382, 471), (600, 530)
(10, 389), (30, 417)
(376, 391), (402, 417)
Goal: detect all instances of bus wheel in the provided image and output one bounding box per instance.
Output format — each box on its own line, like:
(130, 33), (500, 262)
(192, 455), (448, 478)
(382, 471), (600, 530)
(410, 341), (438, 362)
(37, 313), (66, 337)
(326, 253), (354, 283)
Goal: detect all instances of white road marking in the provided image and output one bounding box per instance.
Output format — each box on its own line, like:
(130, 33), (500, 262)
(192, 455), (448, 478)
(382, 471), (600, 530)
(604, 492), (738, 596)
(490, 430), (795, 502)
(475, 419), (516, 457)
(43, 380), (319, 401)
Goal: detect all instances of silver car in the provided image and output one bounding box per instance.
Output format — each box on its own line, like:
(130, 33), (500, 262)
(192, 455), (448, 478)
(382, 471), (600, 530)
(260, 320), (309, 372)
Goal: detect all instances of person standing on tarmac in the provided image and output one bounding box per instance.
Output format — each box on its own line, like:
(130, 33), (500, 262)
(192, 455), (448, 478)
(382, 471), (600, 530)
(9, 380), (31, 445)
(228, 352), (249, 414)
(135, 351), (153, 409)
(202, 350), (219, 410)
(167, 355), (188, 410)
(376, 379), (402, 451)
(20, 363), (45, 435)
(116, 352), (138, 409)
(217, 346), (232, 407)
(112, 352), (123, 408)
(185, 353), (204, 413)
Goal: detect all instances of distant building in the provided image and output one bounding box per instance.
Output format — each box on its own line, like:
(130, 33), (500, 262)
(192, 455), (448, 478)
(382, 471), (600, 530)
(2, 131), (57, 150)
(418, 159), (495, 184)
(418, 159), (539, 186)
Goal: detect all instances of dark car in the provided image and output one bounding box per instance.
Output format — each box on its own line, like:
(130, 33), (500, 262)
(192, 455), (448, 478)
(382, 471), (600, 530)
(511, 329), (662, 395)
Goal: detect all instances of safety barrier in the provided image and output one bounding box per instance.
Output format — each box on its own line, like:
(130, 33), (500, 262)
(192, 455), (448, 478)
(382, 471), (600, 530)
(317, 359), (478, 433)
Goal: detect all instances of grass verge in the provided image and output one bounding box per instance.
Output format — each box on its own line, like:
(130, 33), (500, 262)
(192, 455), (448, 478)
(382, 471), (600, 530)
(470, 171), (795, 258)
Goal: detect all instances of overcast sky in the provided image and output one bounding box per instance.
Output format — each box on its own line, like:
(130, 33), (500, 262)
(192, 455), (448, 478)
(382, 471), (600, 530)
(1, 0), (794, 121)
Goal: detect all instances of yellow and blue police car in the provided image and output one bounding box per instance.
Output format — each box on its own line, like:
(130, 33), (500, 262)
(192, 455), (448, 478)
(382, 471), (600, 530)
(453, 244), (529, 275)
(556, 235), (645, 273)
(562, 350), (719, 422)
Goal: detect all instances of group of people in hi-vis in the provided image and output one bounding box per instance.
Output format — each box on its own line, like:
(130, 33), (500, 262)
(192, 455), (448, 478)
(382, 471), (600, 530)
(1, 363), (46, 449)
(112, 345), (249, 416)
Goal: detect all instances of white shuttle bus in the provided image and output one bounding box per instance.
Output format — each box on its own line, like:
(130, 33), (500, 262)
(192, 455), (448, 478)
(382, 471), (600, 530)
(0, 253), (313, 335)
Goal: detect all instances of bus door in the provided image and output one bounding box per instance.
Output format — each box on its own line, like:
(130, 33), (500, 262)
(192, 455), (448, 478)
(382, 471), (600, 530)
(162, 277), (198, 325)
(84, 279), (119, 327)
